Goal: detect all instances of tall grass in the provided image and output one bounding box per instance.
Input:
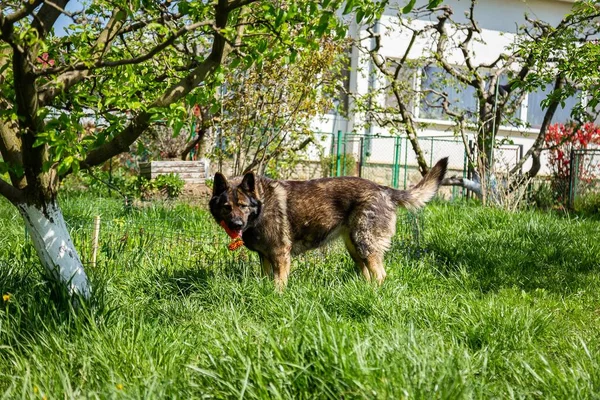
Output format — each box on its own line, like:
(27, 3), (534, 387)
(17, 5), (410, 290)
(0, 195), (599, 398)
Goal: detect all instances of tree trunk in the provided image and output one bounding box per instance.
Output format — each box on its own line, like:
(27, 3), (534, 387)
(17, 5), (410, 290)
(16, 199), (91, 298)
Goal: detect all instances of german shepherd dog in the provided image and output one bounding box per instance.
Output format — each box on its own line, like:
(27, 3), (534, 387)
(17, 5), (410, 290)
(210, 157), (448, 289)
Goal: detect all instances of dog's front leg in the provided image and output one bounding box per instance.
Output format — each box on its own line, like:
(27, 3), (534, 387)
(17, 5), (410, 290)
(259, 253), (273, 277)
(271, 251), (291, 292)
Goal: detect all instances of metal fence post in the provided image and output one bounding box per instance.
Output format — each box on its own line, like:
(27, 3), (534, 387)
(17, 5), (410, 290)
(358, 137), (364, 178)
(430, 137), (434, 167)
(336, 130), (342, 177)
(568, 148), (576, 209)
(342, 131), (347, 176)
(463, 141), (468, 198)
(392, 136), (401, 188)
(403, 137), (409, 189)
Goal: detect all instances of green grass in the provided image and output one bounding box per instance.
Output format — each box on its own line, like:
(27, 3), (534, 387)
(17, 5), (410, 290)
(1, 195), (600, 398)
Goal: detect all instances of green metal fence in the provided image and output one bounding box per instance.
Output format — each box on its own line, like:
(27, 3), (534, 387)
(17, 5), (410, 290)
(316, 131), (525, 199)
(323, 132), (469, 198)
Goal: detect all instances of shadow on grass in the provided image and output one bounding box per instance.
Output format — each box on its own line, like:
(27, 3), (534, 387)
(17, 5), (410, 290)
(421, 205), (600, 294)
(0, 259), (116, 347)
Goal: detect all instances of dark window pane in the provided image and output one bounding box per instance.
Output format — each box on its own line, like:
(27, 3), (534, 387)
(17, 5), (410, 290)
(419, 66), (477, 121)
(527, 86), (580, 129)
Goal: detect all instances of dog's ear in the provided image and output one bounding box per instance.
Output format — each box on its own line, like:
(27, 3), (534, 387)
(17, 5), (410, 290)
(240, 171), (256, 194)
(212, 172), (228, 196)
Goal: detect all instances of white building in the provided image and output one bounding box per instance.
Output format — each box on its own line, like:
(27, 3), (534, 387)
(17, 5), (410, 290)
(311, 0), (581, 181)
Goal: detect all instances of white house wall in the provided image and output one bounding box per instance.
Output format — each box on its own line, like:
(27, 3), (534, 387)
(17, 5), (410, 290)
(311, 0), (576, 177)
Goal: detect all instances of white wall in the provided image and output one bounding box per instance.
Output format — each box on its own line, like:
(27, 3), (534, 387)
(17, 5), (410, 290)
(310, 0), (577, 176)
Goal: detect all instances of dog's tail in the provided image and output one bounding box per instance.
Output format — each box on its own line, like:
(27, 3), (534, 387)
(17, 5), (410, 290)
(391, 157), (448, 211)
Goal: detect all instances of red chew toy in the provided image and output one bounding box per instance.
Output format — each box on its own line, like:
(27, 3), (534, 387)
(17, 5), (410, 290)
(220, 221), (244, 251)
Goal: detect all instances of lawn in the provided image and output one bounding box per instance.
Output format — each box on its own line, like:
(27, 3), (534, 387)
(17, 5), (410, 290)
(1, 194), (600, 399)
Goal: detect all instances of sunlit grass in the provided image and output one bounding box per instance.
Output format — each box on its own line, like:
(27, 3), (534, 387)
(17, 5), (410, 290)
(1, 195), (599, 398)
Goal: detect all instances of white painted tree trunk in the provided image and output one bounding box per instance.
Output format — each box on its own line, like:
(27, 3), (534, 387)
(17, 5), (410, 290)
(17, 201), (91, 298)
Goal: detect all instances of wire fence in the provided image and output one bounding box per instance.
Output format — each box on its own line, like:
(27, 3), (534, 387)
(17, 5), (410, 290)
(310, 132), (523, 199)
(11, 210), (427, 275)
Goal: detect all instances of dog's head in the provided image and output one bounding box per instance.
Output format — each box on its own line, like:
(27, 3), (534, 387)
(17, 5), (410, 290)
(209, 171), (262, 236)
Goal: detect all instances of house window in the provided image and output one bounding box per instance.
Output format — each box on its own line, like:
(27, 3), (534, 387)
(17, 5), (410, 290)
(527, 86), (580, 129)
(419, 66), (478, 121)
(384, 63), (417, 110)
(491, 73), (522, 123)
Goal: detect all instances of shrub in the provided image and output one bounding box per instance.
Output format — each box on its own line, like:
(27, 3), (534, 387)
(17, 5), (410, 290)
(320, 154), (357, 177)
(129, 173), (185, 200)
(529, 180), (561, 211)
(573, 192), (600, 216)
(154, 173), (186, 198)
(544, 122), (600, 204)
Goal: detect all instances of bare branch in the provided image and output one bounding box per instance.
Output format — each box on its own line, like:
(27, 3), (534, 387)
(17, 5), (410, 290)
(32, 0), (70, 38)
(5, 0), (44, 24)
(432, 6), (472, 87)
(511, 74), (566, 177)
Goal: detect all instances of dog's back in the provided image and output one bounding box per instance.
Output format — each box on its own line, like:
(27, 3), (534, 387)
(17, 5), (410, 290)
(281, 157), (447, 254)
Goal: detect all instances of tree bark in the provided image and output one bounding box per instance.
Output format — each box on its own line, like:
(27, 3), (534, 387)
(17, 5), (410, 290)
(16, 199), (91, 298)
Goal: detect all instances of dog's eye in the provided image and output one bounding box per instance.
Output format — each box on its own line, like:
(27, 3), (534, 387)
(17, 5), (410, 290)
(223, 203), (233, 211)
(239, 204), (249, 209)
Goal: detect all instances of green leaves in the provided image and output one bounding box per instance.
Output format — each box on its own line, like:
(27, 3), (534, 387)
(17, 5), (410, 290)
(402, 0), (417, 14)
(516, 0), (600, 122)
(0, 0), (411, 192)
(427, 0), (444, 9)
(402, 0), (443, 14)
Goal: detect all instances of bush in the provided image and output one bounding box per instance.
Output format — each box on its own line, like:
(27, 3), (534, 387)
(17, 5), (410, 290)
(60, 169), (186, 200)
(573, 192), (600, 216)
(320, 154), (357, 177)
(530, 181), (560, 211)
(130, 173), (185, 200)
(60, 167), (138, 198)
(544, 122), (600, 204)
(154, 173), (186, 198)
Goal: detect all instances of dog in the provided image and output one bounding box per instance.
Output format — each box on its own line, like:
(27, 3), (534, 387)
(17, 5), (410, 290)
(209, 157), (448, 289)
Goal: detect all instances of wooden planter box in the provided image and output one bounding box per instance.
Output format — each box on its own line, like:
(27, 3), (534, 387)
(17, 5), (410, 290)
(139, 160), (209, 184)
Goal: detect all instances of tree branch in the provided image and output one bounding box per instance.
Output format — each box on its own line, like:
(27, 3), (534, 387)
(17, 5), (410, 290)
(37, 8), (128, 106)
(79, 0), (236, 170)
(5, 0), (44, 25)
(37, 18), (213, 77)
(361, 21), (431, 175)
(511, 74), (566, 178)
(32, 0), (70, 38)
(432, 6), (472, 87)
(0, 117), (26, 189)
(0, 178), (24, 204)
(242, 137), (313, 174)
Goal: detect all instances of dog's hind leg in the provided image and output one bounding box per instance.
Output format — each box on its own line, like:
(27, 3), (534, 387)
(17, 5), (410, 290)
(365, 253), (387, 285)
(343, 234), (370, 281)
(271, 251), (291, 292)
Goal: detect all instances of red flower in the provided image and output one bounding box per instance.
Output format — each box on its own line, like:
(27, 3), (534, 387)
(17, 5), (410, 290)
(192, 104), (201, 118)
(36, 53), (55, 68)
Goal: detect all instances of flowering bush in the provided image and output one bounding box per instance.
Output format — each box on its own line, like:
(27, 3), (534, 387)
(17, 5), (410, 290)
(544, 122), (600, 204)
